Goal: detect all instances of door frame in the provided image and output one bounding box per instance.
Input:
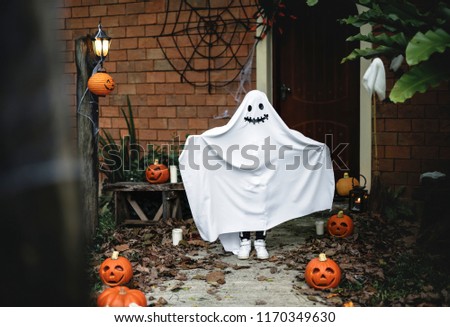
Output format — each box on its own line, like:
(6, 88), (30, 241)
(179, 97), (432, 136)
(256, 4), (372, 190)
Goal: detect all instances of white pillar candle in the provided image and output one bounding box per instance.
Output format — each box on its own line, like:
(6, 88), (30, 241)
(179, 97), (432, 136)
(170, 165), (178, 183)
(315, 220), (324, 235)
(172, 228), (183, 246)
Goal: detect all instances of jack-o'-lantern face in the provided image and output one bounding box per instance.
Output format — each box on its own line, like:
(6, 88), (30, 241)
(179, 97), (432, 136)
(104, 78), (116, 91)
(327, 211), (354, 238)
(244, 102), (269, 124)
(304, 254), (341, 290)
(145, 160), (169, 184)
(99, 251), (133, 287)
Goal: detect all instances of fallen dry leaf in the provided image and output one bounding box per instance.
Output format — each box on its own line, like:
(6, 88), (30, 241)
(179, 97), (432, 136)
(206, 271), (225, 285)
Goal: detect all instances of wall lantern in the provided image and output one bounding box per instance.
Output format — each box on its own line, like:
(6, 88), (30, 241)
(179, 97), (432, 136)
(91, 22), (111, 63)
(348, 174), (369, 213)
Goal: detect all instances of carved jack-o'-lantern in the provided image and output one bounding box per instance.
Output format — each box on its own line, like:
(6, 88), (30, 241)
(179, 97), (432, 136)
(97, 286), (147, 307)
(336, 172), (359, 197)
(88, 71), (116, 96)
(145, 159), (169, 184)
(304, 253), (341, 290)
(327, 210), (354, 238)
(99, 251), (133, 287)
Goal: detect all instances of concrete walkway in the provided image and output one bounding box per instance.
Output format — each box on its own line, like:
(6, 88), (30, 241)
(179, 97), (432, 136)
(147, 207), (344, 307)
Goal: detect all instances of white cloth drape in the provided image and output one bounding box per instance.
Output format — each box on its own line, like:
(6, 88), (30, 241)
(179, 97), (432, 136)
(179, 90), (335, 254)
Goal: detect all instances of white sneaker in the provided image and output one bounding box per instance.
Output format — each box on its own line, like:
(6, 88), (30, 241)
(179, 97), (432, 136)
(254, 239), (269, 260)
(237, 239), (251, 259)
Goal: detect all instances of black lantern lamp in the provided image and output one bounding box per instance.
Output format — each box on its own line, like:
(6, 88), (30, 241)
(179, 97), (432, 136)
(349, 174), (369, 212)
(91, 22), (111, 65)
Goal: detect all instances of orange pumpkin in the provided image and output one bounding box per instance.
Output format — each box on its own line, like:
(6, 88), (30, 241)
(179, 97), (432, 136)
(336, 172), (359, 197)
(88, 71), (116, 96)
(145, 159), (169, 184)
(97, 286), (147, 307)
(327, 210), (354, 238)
(304, 253), (341, 290)
(99, 251), (133, 287)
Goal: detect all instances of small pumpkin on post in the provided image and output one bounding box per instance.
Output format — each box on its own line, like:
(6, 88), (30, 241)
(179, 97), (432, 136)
(145, 159), (170, 184)
(87, 71), (116, 96)
(99, 251), (133, 287)
(327, 210), (354, 238)
(336, 172), (359, 197)
(97, 286), (147, 307)
(304, 253), (341, 290)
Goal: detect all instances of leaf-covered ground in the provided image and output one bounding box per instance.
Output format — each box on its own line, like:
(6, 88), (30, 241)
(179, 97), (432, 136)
(89, 212), (450, 307)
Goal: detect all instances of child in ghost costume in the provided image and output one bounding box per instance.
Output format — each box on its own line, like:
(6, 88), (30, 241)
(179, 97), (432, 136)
(179, 90), (335, 258)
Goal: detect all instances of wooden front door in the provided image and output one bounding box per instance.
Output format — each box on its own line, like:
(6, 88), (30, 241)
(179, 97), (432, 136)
(273, 0), (360, 181)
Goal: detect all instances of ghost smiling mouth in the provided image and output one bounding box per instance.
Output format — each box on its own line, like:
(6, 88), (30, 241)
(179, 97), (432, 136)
(244, 114), (269, 124)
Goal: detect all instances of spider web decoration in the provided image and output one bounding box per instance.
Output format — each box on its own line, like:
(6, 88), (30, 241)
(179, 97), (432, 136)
(151, 0), (257, 93)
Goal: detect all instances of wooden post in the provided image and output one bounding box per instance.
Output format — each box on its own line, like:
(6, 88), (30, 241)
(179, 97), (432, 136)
(75, 36), (99, 243)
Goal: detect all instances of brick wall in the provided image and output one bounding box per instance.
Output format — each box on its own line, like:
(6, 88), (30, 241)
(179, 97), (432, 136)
(376, 68), (450, 194)
(58, 0), (256, 150)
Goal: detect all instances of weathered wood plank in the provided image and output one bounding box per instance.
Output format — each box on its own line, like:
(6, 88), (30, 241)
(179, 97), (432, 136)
(126, 195), (150, 221)
(103, 182), (185, 192)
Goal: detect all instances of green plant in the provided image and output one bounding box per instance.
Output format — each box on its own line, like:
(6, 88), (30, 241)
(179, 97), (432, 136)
(98, 95), (145, 183)
(337, 0), (450, 103)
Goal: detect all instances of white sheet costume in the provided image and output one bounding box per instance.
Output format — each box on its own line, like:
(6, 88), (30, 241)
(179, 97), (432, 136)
(179, 90), (335, 254)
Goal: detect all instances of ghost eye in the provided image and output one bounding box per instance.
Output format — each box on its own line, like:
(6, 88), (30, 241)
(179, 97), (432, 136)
(247, 105), (252, 112)
(259, 103), (264, 110)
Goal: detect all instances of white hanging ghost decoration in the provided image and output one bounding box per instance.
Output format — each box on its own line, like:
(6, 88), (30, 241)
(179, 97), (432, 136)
(179, 90), (335, 254)
(362, 57), (386, 101)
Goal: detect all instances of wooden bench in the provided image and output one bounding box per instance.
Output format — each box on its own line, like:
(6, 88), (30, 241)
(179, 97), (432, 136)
(102, 182), (185, 225)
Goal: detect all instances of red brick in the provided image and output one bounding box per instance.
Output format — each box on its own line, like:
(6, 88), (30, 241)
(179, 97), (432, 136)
(155, 83), (175, 94)
(398, 132), (424, 146)
(186, 95), (207, 106)
(138, 129), (157, 141)
(380, 172), (408, 185)
(378, 158), (394, 171)
(136, 84), (155, 95)
(119, 38), (138, 49)
(397, 105), (424, 118)
(89, 5), (107, 16)
(138, 14), (157, 25)
(135, 60), (154, 72)
(385, 119), (411, 132)
(147, 95), (166, 106)
(440, 119), (450, 132)
(101, 106), (119, 117)
(177, 106), (197, 118)
(127, 49), (146, 61)
(149, 118), (168, 129)
(157, 107), (177, 118)
(411, 146), (439, 159)
(188, 118), (208, 129)
(72, 6), (89, 17)
(108, 49), (127, 61)
(126, 26), (145, 37)
(197, 106), (218, 117)
(138, 106), (158, 118)
(126, 2), (146, 14)
(108, 4), (126, 15)
(206, 95), (227, 106)
(168, 118), (188, 129)
(117, 84), (136, 94)
(128, 72), (146, 84)
(117, 61), (135, 72)
(395, 159), (421, 172)
(376, 132), (397, 145)
(385, 146), (410, 159)
(146, 72), (165, 83)
(166, 95), (186, 106)
(412, 119), (439, 131)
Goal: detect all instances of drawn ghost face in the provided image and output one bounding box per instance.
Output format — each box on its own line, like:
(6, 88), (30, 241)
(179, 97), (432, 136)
(244, 101), (268, 124)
